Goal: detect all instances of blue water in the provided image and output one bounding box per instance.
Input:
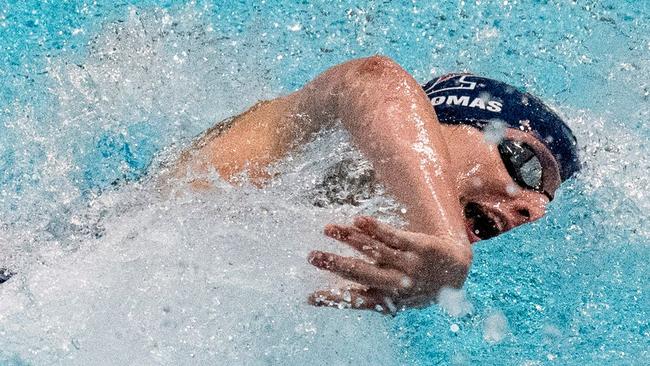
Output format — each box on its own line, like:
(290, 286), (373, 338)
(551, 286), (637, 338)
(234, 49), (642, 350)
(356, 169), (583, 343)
(1, 1), (649, 365)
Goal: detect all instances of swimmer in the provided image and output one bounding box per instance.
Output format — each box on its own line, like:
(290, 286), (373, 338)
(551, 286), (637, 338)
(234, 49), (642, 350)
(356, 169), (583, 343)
(1, 56), (578, 314)
(172, 56), (580, 314)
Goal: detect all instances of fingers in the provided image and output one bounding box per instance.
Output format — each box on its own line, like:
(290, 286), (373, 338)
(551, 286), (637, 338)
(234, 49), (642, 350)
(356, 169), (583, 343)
(308, 288), (398, 315)
(352, 216), (415, 251)
(324, 224), (404, 265)
(308, 251), (411, 291)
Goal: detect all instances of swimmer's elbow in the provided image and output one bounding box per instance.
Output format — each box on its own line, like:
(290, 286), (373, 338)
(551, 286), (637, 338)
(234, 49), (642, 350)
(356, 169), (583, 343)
(297, 55), (415, 123)
(350, 55), (414, 88)
(355, 55), (403, 77)
(304, 55), (406, 94)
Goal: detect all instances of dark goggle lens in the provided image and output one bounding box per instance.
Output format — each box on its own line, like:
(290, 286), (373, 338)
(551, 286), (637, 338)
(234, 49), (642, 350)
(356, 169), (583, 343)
(498, 140), (545, 194)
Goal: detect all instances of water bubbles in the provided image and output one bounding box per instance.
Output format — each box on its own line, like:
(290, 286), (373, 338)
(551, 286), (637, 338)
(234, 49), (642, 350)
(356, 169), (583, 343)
(542, 324), (562, 340)
(521, 361), (542, 366)
(483, 311), (508, 344)
(342, 289), (352, 302)
(294, 322), (317, 335)
(450, 352), (470, 365)
(400, 275), (413, 289)
(506, 183), (519, 196)
(161, 14), (173, 26)
(384, 297), (398, 314)
(518, 119), (532, 131)
(287, 23), (302, 32)
(172, 54), (185, 64)
(353, 296), (365, 308)
(437, 287), (474, 317)
(450, 323), (460, 333)
(475, 26), (499, 41)
(478, 91), (493, 102)
(579, 54), (593, 64)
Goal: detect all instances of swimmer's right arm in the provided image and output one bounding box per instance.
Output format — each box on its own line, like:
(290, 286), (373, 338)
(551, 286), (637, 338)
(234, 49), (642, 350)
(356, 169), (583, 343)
(297, 56), (466, 238)
(191, 56), (472, 311)
(294, 56), (473, 311)
(197, 55), (466, 237)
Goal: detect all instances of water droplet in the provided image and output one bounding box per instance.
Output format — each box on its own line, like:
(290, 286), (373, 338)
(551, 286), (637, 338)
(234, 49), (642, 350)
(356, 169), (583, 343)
(483, 119), (507, 144)
(437, 287), (474, 317)
(483, 311), (508, 344)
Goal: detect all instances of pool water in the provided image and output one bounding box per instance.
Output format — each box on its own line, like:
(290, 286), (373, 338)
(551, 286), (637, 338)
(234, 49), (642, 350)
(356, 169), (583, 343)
(1, 1), (648, 365)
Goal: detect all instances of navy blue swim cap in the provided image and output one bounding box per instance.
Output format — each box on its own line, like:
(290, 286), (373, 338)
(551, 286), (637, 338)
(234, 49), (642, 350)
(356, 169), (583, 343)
(422, 74), (580, 181)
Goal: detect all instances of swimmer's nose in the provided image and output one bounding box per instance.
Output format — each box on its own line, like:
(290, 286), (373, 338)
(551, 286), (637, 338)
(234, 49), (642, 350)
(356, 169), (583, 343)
(511, 193), (547, 224)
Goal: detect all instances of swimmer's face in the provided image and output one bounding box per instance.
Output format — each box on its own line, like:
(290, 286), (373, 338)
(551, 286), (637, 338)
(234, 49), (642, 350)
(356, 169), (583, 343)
(442, 125), (562, 243)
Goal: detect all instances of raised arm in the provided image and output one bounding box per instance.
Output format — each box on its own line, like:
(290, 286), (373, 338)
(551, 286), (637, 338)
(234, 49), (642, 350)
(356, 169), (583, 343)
(297, 56), (465, 239)
(297, 57), (473, 311)
(190, 56), (465, 239)
(184, 56), (473, 312)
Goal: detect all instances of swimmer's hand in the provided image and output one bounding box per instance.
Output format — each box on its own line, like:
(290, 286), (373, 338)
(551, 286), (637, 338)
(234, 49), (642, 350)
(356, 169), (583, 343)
(307, 216), (472, 314)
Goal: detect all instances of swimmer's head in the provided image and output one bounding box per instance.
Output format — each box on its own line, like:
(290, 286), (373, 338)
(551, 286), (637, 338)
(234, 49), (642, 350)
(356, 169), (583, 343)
(423, 73), (580, 181)
(422, 74), (580, 242)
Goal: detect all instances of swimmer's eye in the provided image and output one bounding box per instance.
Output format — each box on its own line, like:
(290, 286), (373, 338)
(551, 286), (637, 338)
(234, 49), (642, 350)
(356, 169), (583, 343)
(498, 140), (551, 199)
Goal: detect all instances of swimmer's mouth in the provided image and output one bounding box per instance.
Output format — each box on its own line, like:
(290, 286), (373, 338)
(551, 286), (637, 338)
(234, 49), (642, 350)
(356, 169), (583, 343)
(464, 202), (505, 242)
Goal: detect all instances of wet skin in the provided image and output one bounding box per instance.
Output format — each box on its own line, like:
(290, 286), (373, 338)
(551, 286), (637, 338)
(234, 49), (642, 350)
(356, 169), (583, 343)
(308, 126), (560, 313)
(172, 55), (561, 313)
(447, 126), (560, 243)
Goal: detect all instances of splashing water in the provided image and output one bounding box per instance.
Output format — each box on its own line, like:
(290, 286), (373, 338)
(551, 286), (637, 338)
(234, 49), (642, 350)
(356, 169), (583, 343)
(0, 4), (408, 365)
(1, 1), (649, 365)
(482, 310), (508, 345)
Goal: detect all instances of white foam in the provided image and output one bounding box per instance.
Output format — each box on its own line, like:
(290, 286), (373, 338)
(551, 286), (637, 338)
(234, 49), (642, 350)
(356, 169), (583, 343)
(1, 167), (406, 364)
(437, 287), (474, 318)
(482, 311), (508, 344)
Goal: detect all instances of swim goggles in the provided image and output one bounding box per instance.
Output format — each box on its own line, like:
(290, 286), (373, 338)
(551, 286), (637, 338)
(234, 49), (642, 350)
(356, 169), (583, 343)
(497, 139), (556, 200)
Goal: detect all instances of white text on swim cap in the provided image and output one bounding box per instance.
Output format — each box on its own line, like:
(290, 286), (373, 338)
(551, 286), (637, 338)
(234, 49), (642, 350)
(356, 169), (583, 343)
(430, 95), (503, 112)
